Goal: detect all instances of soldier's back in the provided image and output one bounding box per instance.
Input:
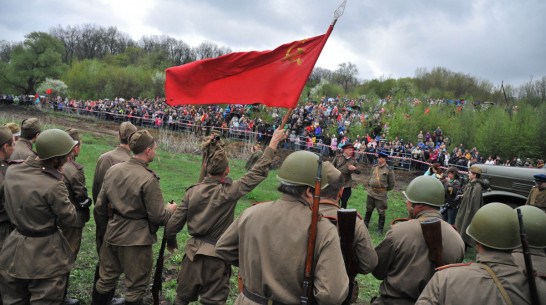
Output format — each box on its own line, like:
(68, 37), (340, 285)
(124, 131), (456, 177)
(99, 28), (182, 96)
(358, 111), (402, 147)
(417, 251), (531, 305)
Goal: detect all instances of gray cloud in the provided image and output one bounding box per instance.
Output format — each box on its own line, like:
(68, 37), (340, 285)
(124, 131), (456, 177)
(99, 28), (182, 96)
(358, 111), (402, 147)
(1, 0), (544, 86)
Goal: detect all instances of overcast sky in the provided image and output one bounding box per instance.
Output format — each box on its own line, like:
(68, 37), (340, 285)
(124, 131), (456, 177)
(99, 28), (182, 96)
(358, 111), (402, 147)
(1, 0), (544, 87)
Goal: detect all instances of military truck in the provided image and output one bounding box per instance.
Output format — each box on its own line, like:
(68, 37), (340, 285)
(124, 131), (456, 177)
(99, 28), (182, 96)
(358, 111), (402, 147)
(474, 164), (545, 207)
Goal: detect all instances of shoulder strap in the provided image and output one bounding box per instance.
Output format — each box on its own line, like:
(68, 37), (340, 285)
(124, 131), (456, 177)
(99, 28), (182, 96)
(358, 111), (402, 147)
(480, 263), (513, 305)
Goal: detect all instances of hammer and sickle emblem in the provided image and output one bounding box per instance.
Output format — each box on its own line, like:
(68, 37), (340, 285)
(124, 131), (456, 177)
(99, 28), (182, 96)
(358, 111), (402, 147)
(282, 39), (306, 66)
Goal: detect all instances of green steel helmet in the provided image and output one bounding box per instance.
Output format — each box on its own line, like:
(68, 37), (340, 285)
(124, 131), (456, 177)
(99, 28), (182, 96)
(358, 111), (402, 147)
(516, 205), (546, 248)
(36, 129), (78, 160)
(466, 202), (521, 250)
(277, 151), (329, 189)
(403, 176), (445, 207)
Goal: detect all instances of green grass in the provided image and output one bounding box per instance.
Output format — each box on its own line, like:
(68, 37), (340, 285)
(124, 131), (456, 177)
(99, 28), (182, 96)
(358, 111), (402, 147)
(0, 116), (477, 304)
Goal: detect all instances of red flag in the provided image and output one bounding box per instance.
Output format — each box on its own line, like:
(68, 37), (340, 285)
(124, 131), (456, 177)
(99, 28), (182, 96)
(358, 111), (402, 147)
(165, 26), (333, 109)
(46, 89), (52, 95)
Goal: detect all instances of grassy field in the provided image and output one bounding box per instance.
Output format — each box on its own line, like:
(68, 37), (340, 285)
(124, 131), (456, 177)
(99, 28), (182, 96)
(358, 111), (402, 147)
(1, 114), (477, 304)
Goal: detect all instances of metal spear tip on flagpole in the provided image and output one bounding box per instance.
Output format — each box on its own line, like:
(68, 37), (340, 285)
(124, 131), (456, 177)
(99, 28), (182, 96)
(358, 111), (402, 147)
(332, 0), (347, 26)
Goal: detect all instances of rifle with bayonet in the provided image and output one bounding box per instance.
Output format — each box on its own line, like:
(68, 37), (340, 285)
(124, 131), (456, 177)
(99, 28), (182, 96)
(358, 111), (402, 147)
(338, 209), (357, 305)
(152, 200), (173, 305)
(517, 209), (539, 305)
(300, 154), (323, 305)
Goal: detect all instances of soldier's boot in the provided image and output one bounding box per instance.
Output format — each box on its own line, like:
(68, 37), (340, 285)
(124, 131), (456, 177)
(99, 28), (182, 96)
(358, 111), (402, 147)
(62, 273), (81, 305)
(91, 288), (115, 305)
(377, 215), (386, 236)
(364, 211), (372, 228)
(125, 299), (143, 305)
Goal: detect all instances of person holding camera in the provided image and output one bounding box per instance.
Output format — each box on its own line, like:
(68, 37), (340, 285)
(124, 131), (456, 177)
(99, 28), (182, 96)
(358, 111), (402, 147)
(441, 167), (461, 225)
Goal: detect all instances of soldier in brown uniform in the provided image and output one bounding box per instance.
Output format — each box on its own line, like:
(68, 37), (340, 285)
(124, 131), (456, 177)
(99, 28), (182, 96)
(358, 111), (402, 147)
(165, 129), (285, 305)
(215, 150), (349, 305)
(525, 174), (546, 212)
(371, 176), (465, 305)
(0, 129), (87, 304)
(320, 161), (378, 302)
(0, 127), (15, 247)
(454, 165), (486, 248)
(244, 145), (263, 170)
(416, 203), (532, 305)
(365, 151), (395, 235)
(92, 121), (137, 252)
(0, 127), (15, 305)
(332, 143), (361, 209)
(2, 123), (19, 141)
(8, 118), (40, 161)
(60, 129), (92, 305)
(512, 205), (546, 303)
(93, 130), (177, 305)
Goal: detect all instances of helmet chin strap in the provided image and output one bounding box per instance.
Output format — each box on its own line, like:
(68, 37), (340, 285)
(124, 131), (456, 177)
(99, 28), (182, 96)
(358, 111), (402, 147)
(409, 203), (416, 219)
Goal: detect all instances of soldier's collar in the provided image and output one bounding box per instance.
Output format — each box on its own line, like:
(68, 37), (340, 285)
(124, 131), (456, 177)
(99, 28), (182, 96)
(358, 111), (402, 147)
(319, 198), (340, 208)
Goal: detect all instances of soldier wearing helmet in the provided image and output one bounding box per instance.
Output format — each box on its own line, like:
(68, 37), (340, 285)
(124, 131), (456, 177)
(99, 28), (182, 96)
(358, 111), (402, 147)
(0, 126), (15, 245)
(166, 129), (286, 305)
(371, 176), (464, 305)
(455, 165), (487, 248)
(525, 174), (546, 212)
(60, 129), (92, 305)
(216, 150), (349, 305)
(0, 129), (87, 304)
(417, 203), (532, 305)
(319, 161), (377, 303)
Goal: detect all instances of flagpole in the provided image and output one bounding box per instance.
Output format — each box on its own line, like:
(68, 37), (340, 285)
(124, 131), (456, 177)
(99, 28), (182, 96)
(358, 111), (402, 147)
(279, 0), (346, 132)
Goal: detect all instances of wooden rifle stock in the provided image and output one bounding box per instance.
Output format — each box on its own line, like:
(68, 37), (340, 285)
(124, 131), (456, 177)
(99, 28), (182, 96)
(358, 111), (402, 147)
(152, 200), (173, 305)
(517, 209), (539, 305)
(338, 209), (357, 305)
(420, 218), (445, 267)
(301, 154), (323, 305)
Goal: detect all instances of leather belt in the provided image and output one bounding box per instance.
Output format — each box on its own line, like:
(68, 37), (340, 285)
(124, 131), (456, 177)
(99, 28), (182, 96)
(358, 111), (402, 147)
(243, 287), (288, 305)
(372, 188), (387, 191)
(193, 235), (218, 246)
(16, 226), (57, 237)
(343, 174), (351, 179)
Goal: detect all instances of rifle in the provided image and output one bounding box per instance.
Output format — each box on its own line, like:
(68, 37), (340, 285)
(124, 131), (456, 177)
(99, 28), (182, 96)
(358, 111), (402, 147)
(516, 209), (539, 305)
(152, 200), (173, 305)
(338, 209), (357, 305)
(420, 218), (445, 267)
(301, 154), (323, 305)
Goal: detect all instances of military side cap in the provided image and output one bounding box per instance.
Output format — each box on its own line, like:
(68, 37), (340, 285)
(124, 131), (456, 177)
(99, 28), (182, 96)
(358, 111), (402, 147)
(534, 174), (546, 183)
(0, 126), (13, 146)
(119, 122), (137, 142)
(341, 143), (354, 150)
(206, 149), (229, 175)
(129, 130), (154, 154)
(21, 118), (41, 137)
(323, 161), (342, 184)
(377, 151), (389, 158)
(65, 128), (81, 142)
(469, 165), (482, 175)
(4, 122), (20, 137)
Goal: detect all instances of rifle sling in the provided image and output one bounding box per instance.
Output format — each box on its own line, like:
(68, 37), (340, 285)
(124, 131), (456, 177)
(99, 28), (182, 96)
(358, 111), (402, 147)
(480, 263), (513, 305)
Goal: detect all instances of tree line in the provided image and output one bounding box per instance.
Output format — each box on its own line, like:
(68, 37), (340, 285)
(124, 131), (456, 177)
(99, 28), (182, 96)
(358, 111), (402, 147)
(0, 23), (545, 110)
